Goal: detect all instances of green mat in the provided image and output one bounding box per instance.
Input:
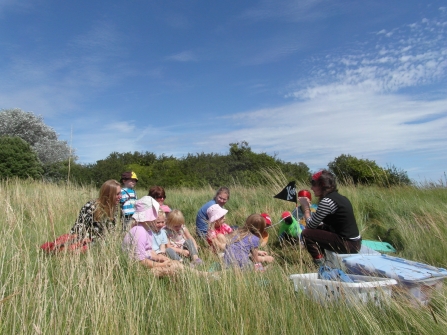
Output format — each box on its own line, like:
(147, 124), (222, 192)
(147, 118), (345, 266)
(362, 240), (396, 252)
(362, 240), (396, 253)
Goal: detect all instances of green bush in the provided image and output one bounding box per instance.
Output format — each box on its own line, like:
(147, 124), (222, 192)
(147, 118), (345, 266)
(0, 136), (43, 179)
(328, 154), (384, 185)
(328, 154), (411, 186)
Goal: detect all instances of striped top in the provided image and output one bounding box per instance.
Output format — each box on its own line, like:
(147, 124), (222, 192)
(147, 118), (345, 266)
(120, 188), (137, 216)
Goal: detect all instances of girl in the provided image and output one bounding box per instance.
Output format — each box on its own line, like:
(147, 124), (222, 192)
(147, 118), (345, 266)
(122, 196), (182, 276)
(147, 209), (170, 262)
(206, 204), (233, 252)
(224, 214), (274, 270)
(70, 179), (122, 242)
(164, 209), (203, 265)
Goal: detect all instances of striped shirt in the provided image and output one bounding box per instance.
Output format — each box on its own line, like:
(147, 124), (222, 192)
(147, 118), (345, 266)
(305, 197), (360, 240)
(120, 188), (137, 216)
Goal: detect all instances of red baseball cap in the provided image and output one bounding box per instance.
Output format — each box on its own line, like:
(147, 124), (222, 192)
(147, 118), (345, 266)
(281, 211), (291, 219)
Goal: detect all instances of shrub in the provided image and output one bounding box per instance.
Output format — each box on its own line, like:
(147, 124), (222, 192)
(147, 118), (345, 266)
(0, 136), (43, 179)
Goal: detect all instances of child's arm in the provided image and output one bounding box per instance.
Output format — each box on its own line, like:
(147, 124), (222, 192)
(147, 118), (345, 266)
(141, 258), (170, 269)
(211, 234), (227, 251)
(183, 226), (199, 250)
(252, 248), (274, 264)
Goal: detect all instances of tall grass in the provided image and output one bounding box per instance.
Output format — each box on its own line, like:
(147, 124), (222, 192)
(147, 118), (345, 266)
(1, 178), (447, 334)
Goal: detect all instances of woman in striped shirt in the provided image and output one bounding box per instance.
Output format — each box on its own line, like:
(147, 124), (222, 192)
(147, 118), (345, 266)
(299, 170), (361, 266)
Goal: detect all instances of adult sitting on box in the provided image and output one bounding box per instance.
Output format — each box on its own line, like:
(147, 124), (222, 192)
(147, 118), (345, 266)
(299, 170), (361, 266)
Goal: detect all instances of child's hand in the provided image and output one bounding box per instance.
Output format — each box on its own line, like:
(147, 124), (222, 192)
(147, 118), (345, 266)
(182, 249), (190, 257)
(258, 250), (268, 256)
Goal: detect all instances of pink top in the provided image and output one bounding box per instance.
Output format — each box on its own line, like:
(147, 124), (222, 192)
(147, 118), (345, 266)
(207, 223), (233, 246)
(122, 225), (153, 261)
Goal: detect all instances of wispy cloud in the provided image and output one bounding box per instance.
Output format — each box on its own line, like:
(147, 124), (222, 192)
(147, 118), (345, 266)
(240, 0), (328, 22)
(288, 15), (447, 99)
(166, 50), (198, 62)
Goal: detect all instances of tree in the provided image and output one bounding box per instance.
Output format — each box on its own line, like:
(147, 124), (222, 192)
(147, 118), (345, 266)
(328, 154), (411, 186)
(328, 154), (384, 185)
(0, 136), (43, 179)
(0, 108), (75, 164)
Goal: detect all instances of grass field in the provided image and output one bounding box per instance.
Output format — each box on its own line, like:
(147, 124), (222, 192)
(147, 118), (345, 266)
(1, 178), (447, 334)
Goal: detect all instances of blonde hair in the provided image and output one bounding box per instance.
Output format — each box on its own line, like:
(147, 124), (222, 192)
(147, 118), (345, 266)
(229, 214), (265, 244)
(94, 179), (120, 222)
(165, 209), (185, 228)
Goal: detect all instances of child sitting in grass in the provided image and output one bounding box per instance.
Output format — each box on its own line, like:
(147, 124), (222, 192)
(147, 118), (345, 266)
(278, 211), (303, 245)
(164, 209), (203, 266)
(147, 209), (171, 262)
(122, 196), (180, 276)
(223, 214), (274, 271)
(206, 204), (233, 252)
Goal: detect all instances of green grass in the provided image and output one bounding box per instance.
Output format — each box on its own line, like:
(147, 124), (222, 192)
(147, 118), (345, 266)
(1, 178), (447, 334)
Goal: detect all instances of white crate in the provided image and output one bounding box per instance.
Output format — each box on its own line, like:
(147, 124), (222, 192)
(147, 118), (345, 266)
(290, 273), (397, 306)
(326, 252), (447, 306)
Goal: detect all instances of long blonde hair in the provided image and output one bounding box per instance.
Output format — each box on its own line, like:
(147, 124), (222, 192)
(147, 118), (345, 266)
(229, 214), (265, 244)
(94, 179), (120, 222)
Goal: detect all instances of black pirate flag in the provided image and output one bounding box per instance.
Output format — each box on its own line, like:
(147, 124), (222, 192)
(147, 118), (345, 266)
(273, 181), (297, 203)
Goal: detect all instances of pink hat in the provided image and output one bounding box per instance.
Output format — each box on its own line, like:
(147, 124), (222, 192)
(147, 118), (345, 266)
(207, 204), (228, 223)
(132, 196), (160, 222)
(160, 204), (171, 213)
(260, 213), (272, 226)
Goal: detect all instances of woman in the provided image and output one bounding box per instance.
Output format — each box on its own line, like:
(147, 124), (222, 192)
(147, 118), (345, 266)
(195, 186), (230, 238)
(70, 179), (122, 242)
(148, 185), (171, 214)
(299, 170), (361, 265)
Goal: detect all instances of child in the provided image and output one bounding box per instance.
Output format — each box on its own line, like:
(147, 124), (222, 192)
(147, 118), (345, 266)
(278, 211), (302, 245)
(147, 209), (171, 262)
(260, 212), (272, 247)
(120, 171), (139, 231)
(206, 204), (233, 252)
(122, 196), (181, 276)
(164, 209), (203, 265)
(292, 189), (317, 226)
(224, 214), (274, 270)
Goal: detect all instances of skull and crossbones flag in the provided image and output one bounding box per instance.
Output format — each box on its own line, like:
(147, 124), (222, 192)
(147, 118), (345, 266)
(273, 181), (297, 203)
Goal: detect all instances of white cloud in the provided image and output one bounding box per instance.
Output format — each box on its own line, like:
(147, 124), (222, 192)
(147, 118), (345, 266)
(166, 50), (197, 62)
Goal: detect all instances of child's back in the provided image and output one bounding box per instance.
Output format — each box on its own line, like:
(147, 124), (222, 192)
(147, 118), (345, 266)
(224, 232), (260, 269)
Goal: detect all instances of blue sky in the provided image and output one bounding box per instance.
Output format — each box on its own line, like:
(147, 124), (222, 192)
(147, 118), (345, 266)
(1, 0), (446, 182)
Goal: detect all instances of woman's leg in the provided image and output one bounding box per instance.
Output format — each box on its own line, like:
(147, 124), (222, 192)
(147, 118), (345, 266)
(301, 229), (360, 260)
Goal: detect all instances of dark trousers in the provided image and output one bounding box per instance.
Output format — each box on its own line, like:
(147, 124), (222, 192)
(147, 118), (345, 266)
(301, 228), (361, 259)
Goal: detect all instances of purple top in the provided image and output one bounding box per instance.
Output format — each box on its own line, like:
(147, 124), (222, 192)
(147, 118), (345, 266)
(224, 234), (260, 269)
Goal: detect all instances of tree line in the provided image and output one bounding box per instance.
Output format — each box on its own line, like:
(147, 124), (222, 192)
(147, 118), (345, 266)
(0, 108), (411, 187)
